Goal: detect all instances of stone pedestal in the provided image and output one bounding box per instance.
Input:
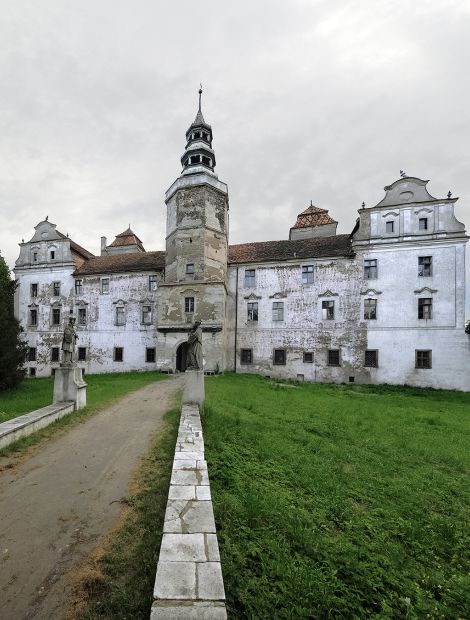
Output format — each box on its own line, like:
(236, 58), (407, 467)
(53, 366), (87, 410)
(182, 369), (205, 407)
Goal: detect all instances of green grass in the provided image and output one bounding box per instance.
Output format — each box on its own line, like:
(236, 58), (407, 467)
(72, 406), (180, 620)
(203, 374), (470, 619)
(0, 372), (167, 454)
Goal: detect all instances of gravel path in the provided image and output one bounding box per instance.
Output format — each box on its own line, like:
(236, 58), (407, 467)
(0, 376), (182, 620)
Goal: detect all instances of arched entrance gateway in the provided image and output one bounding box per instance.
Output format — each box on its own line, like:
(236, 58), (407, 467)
(176, 342), (188, 372)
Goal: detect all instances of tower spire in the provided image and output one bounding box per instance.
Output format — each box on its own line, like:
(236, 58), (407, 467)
(180, 87), (217, 176)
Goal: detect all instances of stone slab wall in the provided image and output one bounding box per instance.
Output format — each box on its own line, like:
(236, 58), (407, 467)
(151, 403), (226, 619)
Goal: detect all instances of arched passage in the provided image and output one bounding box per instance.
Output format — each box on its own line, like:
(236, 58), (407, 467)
(176, 342), (188, 372)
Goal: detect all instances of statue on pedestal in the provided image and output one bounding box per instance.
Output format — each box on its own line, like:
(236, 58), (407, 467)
(186, 320), (203, 370)
(61, 316), (77, 366)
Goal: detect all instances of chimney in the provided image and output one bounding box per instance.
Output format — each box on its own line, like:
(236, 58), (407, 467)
(101, 236), (107, 255)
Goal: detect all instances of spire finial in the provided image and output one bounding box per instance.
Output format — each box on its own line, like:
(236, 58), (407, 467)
(198, 83), (203, 113)
(310, 200), (313, 207)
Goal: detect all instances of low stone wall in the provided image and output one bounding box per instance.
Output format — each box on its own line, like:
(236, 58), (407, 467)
(151, 403), (227, 619)
(0, 402), (75, 450)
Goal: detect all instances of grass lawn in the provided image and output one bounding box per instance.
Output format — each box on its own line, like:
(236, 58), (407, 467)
(204, 374), (470, 619)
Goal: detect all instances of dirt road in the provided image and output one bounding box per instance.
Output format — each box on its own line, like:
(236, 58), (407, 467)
(0, 376), (182, 620)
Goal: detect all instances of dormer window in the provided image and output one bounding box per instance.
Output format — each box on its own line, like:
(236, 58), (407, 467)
(386, 221), (394, 233)
(419, 218), (428, 230)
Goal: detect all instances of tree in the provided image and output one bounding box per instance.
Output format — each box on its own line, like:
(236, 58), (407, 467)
(0, 255), (28, 389)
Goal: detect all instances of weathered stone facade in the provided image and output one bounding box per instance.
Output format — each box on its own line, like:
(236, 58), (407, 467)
(13, 102), (470, 391)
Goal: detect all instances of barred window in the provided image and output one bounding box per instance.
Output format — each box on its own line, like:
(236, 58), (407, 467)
(416, 350), (432, 369)
(273, 349), (286, 365)
(244, 269), (256, 288)
(247, 302), (258, 321)
(418, 298), (432, 319)
(302, 265), (314, 285)
(78, 347), (87, 361)
(241, 349), (253, 364)
(364, 259), (377, 279)
(364, 350), (378, 367)
(418, 256), (432, 277)
(303, 352), (314, 363)
(322, 300), (334, 320)
(364, 298), (377, 320)
(328, 349), (340, 366)
(272, 302), (284, 321)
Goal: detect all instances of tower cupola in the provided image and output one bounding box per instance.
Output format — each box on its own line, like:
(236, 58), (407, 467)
(180, 87), (217, 176)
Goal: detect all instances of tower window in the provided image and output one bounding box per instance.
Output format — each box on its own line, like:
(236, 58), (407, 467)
(194, 131), (201, 139)
(419, 218), (428, 230)
(202, 156), (211, 166)
(386, 221), (394, 233)
(190, 155), (200, 164)
(202, 132), (209, 141)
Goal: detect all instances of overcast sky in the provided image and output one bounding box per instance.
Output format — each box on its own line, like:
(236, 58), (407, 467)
(1, 1), (469, 312)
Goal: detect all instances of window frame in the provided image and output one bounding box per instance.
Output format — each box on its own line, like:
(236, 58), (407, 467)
(101, 277), (110, 294)
(186, 263), (195, 275)
(240, 348), (253, 364)
(77, 307), (87, 326)
(303, 352), (314, 363)
(75, 279), (83, 295)
(29, 308), (38, 326)
(52, 307), (61, 326)
(328, 349), (340, 366)
(244, 269), (256, 288)
(272, 301), (284, 322)
(148, 275), (157, 292)
(247, 301), (258, 322)
(364, 349), (378, 368)
(385, 221), (394, 233)
(115, 306), (126, 326)
(418, 256), (432, 277)
(415, 349), (432, 369)
(418, 298), (432, 320)
(184, 296), (195, 314)
(322, 300), (335, 320)
(301, 265), (314, 285)
(364, 298), (377, 320)
(31, 283), (38, 297)
(273, 348), (286, 365)
(146, 347), (156, 363)
(364, 259), (377, 280)
(52, 281), (61, 297)
(142, 305), (152, 325)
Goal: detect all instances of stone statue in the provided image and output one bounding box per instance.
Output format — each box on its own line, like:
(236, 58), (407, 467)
(186, 320), (203, 370)
(61, 316), (78, 366)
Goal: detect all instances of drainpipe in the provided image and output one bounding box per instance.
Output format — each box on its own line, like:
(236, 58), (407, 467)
(234, 266), (239, 373)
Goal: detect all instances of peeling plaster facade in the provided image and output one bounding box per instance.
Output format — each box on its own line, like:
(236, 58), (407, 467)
(13, 105), (470, 391)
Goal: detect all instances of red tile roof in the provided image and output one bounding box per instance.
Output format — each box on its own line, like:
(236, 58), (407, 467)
(109, 227), (145, 251)
(74, 251), (165, 275)
(228, 235), (353, 264)
(291, 205), (337, 229)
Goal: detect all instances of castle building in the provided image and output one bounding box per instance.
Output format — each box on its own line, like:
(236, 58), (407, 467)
(13, 94), (470, 391)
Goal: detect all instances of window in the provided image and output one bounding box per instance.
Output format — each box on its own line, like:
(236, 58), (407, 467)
(78, 347), (86, 361)
(30, 308), (38, 326)
(114, 347), (123, 362)
(194, 131), (201, 139)
(146, 347), (156, 363)
(418, 256), (432, 277)
(302, 265), (314, 285)
(322, 300), (335, 320)
(52, 308), (61, 325)
(33, 252), (38, 262)
(328, 349), (340, 366)
(418, 298), (432, 319)
(419, 218), (428, 231)
(386, 221), (394, 233)
(202, 156), (211, 166)
(303, 352), (314, 363)
(364, 298), (377, 320)
(272, 302), (284, 321)
(364, 350), (378, 367)
(53, 281), (61, 296)
(416, 350), (432, 369)
(241, 349), (253, 364)
(28, 347), (36, 362)
(50, 250), (55, 259)
(244, 269), (256, 288)
(101, 278), (110, 294)
(273, 349), (286, 365)
(142, 305), (152, 324)
(29, 367), (36, 377)
(247, 302), (258, 321)
(115, 306), (126, 326)
(51, 347), (60, 362)
(186, 263), (195, 275)
(78, 307), (86, 325)
(31, 283), (38, 297)
(364, 259), (377, 279)
(202, 132), (209, 141)
(75, 279), (83, 294)
(149, 275), (157, 291)
(185, 297), (195, 313)
(190, 155), (200, 164)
